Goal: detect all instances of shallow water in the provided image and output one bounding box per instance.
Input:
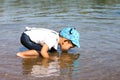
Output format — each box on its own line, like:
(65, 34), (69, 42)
(0, 0), (120, 80)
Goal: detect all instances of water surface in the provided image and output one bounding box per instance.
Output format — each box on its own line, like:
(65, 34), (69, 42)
(0, 0), (120, 80)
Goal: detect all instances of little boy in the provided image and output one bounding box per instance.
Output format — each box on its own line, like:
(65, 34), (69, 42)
(17, 27), (80, 59)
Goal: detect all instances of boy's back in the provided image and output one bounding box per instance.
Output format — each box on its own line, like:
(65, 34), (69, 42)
(24, 28), (59, 50)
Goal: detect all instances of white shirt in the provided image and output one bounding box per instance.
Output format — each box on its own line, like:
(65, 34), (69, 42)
(24, 28), (59, 50)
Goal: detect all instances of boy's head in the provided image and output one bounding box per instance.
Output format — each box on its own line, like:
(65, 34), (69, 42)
(59, 27), (80, 51)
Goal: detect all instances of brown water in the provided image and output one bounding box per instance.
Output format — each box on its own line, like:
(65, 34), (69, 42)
(0, 0), (120, 80)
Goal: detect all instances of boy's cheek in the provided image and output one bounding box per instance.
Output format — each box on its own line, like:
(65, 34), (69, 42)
(61, 46), (69, 51)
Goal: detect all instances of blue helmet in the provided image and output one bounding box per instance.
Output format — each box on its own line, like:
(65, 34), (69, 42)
(59, 27), (80, 48)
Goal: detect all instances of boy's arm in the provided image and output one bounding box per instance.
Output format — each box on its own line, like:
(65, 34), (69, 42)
(41, 44), (59, 60)
(40, 44), (50, 58)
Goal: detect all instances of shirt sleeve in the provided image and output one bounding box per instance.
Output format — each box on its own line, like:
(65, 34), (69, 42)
(44, 37), (57, 50)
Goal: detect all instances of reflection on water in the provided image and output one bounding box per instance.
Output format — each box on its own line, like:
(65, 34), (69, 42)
(22, 52), (80, 78)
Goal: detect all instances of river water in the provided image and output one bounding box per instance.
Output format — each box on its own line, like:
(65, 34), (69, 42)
(0, 0), (120, 80)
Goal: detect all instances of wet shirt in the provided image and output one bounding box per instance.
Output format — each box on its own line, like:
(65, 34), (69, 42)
(24, 28), (59, 50)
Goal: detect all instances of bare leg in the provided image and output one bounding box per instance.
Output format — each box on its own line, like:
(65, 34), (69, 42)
(17, 50), (39, 58)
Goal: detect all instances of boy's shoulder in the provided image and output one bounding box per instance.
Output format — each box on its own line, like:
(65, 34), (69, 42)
(25, 27), (57, 33)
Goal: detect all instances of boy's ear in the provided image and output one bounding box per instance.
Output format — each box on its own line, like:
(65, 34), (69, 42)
(64, 40), (70, 43)
(62, 37), (68, 42)
(62, 39), (68, 45)
(64, 40), (68, 42)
